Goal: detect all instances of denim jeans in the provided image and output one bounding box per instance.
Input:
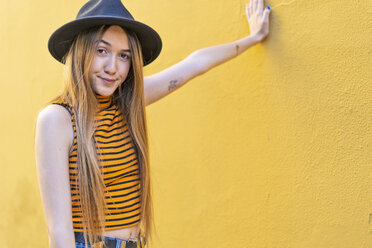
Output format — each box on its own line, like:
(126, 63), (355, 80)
(75, 234), (142, 248)
(75, 241), (91, 248)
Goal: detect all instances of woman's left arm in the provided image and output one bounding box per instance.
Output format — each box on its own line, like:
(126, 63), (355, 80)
(144, 0), (271, 106)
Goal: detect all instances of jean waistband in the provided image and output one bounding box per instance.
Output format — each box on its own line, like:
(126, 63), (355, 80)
(74, 232), (143, 248)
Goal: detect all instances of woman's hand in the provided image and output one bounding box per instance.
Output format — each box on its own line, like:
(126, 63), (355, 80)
(246, 0), (271, 41)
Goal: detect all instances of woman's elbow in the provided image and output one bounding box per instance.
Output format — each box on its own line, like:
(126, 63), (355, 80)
(187, 50), (211, 75)
(48, 226), (75, 248)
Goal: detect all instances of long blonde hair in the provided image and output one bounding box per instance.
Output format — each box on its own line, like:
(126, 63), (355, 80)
(51, 25), (153, 246)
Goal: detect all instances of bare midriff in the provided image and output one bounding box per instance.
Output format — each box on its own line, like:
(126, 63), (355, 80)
(102, 224), (139, 240)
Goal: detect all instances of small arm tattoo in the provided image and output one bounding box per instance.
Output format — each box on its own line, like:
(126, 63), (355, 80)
(168, 80), (178, 91)
(236, 44), (240, 56)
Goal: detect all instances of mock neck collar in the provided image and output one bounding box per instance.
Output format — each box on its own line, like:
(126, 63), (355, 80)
(95, 94), (113, 109)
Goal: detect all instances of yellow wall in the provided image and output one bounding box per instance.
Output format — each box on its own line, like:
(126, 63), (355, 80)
(0, 0), (371, 247)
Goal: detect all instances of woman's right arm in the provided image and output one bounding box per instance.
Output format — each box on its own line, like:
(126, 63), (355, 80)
(35, 105), (76, 248)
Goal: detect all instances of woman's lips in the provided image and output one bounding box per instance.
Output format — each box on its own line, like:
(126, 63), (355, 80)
(99, 76), (116, 84)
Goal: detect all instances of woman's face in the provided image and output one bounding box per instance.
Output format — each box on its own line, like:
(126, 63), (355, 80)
(89, 25), (132, 97)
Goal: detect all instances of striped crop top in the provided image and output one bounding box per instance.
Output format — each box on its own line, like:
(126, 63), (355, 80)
(52, 94), (141, 232)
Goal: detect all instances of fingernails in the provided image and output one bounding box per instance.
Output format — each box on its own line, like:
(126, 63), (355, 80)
(266, 6), (271, 10)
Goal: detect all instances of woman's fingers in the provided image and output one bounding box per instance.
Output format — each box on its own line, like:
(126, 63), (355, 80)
(246, 3), (251, 19)
(252, 0), (257, 12)
(263, 7), (271, 21)
(258, 0), (263, 15)
(249, 0), (266, 17)
(248, 1), (253, 17)
(248, 0), (269, 17)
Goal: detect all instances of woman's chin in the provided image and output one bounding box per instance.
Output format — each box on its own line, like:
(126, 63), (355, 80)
(94, 88), (115, 97)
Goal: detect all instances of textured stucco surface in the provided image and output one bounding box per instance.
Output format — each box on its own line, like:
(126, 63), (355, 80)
(0, 0), (371, 247)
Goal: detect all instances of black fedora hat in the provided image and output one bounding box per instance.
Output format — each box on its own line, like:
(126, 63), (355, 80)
(48, 0), (162, 66)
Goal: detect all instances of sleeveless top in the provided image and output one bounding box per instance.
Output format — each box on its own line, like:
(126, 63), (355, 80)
(52, 94), (141, 232)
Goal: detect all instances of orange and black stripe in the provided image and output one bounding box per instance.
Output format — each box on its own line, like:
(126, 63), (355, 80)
(53, 95), (141, 232)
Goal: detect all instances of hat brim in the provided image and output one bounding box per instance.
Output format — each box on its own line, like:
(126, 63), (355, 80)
(48, 16), (162, 66)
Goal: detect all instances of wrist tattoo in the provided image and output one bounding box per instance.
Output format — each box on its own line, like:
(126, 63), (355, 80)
(236, 44), (240, 55)
(168, 80), (178, 91)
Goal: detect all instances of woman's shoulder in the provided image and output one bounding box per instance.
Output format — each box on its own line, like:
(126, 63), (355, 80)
(37, 104), (72, 125)
(35, 105), (75, 175)
(36, 104), (75, 148)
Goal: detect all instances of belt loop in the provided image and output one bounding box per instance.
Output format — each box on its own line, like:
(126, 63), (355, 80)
(120, 240), (127, 248)
(93, 241), (105, 248)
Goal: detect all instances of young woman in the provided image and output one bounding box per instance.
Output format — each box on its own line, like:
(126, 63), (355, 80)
(35, 0), (271, 247)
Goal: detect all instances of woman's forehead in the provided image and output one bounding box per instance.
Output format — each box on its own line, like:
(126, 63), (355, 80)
(100, 25), (129, 50)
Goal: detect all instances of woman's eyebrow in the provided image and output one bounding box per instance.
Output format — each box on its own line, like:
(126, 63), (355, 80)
(98, 39), (131, 52)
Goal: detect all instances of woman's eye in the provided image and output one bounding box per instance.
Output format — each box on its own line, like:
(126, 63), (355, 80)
(97, 48), (107, 54)
(120, 54), (130, 60)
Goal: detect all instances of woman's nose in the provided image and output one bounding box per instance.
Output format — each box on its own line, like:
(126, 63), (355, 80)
(104, 56), (117, 75)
